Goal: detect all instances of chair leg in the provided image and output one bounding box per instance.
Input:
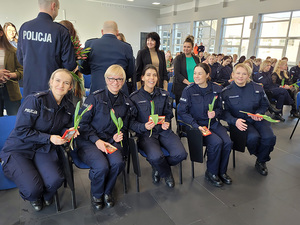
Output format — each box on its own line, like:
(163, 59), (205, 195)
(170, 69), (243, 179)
(232, 150), (236, 168)
(122, 169), (127, 194)
(54, 191), (61, 213)
(204, 147), (207, 158)
(179, 162), (183, 184)
(191, 161), (195, 179)
(127, 152), (131, 174)
(136, 175), (140, 193)
(290, 118), (300, 139)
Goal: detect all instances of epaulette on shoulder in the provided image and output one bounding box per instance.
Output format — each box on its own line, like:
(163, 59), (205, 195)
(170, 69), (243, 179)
(34, 91), (48, 98)
(159, 88), (168, 97)
(222, 84), (233, 92)
(129, 89), (139, 98)
(186, 83), (195, 90)
(92, 89), (104, 95)
(55, 22), (69, 31)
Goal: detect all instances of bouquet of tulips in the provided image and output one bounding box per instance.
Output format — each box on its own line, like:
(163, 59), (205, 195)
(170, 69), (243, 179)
(70, 102), (93, 150)
(71, 36), (91, 63)
(110, 109), (123, 147)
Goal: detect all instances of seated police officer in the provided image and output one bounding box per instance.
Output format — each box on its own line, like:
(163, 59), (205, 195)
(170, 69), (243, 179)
(76, 65), (131, 210)
(129, 64), (187, 188)
(222, 64), (276, 176)
(178, 63), (232, 187)
(0, 69), (78, 211)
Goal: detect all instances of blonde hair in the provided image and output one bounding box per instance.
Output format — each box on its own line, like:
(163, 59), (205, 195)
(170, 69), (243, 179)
(273, 60), (289, 79)
(243, 59), (253, 71)
(104, 65), (126, 82)
(259, 60), (271, 72)
(49, 69), (74, 91)
(233, 64), (252, 83)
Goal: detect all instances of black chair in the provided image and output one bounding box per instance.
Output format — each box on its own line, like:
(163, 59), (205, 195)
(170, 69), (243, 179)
(57, 143), (128, 209)
(128, 131), (183, 192)
(229, 125), (247, 168)
(290, 92), (300, 139)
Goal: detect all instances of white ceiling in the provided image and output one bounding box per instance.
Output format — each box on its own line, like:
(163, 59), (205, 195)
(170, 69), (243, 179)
(87, 0), (194, 9)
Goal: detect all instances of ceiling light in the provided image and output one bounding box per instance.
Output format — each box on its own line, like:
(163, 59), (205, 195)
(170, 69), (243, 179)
(152, 2), (161, 5)
(127, 0), (134, 2)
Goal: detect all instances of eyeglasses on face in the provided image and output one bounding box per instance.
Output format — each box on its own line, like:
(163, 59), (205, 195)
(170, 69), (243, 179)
(107, 77), (124, 82)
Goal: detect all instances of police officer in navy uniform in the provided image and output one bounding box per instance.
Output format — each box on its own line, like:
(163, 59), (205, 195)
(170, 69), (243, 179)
(290, 61), (300, 83)
(215, 55), (232, 86)
(17, 0), (76, 97)
(76, 65), (130, 210)
(253, 60), (294, 121)
(0, 69), (77, 211)
(178, 63), (232, 187)
(129, 64), (187, 188)
(222, 64), (276, 176)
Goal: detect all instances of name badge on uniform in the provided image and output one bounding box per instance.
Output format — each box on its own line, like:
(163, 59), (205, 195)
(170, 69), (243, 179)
(192, 94), (199, 96)
(180, 97), (187, 102)
(229, 95), (239, 98)
(24, 108), (38, 114)
(255, 91), (260, 93)
(138, 100), (147, 104)
(258, 76), (263, 80)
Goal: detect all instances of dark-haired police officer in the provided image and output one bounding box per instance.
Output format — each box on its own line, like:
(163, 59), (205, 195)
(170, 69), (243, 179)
(222, 64), (276, 176)
(0, 69), (76, 212)
(76, 65), (131, 210)
(129, 64), (187, 188)
(17, 0), (76, 97)
(178, 63), (232, 187)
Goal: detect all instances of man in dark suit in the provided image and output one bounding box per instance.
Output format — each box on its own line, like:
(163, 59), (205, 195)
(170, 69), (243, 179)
(79, 21), (135, 95)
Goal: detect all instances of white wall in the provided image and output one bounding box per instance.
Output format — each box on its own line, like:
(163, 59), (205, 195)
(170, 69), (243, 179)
(0, 0), (159, 56)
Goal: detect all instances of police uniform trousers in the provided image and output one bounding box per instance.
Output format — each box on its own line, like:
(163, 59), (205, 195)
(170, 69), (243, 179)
(138, 132), (187, 178)
(2, 149), (64, 201)
(77, 141), (125, 199)
(246, 120), (276, 163)
(270, 87), (293, 111)
(203, 122), (232, 175)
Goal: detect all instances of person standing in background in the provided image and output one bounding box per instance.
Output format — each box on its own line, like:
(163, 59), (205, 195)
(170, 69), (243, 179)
(197, 42), (205, 53)
(17, 0), (76, 97)
(79, 21), (135, 95)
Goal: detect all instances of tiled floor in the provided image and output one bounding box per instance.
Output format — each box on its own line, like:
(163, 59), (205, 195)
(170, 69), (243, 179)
(1, 107), (300, 225)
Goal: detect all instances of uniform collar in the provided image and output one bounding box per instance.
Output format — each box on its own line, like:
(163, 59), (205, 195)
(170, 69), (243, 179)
(37, 12), (53, 21)
(140, 86), (160, 99)
(104, 87), (124, 107)
(102, 33), (117, 39)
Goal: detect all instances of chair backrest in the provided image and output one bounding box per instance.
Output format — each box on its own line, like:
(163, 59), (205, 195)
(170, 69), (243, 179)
(0, 116), (17, 149)
(19, 87), (24, 103)
(167, 82), (175, 99)
(187, 128), (204, 163)
(83, 74), (91, 89)
(297, 92), (300, 110)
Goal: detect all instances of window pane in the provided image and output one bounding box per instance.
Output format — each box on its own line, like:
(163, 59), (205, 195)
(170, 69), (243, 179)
(289, 13), (300, 37)
(286, 39), (300, 65)
(262, 12), (291, 22)
(202, 20), (211, 26)
(221, 47), (239, 55)
(258, 38), (286, 46)
(242, 16), (253, 38)
(208, 39), (215, 53)
(241, 40), (249, 56)
(224, 17), (243, 24)
(197, 27), (211, 39)
(211, 20), (218, 37)
(260, 22), (289, 37)
(223, 25), (243, 38)
(257, 48), (283, 60)
(222, 39), (241, 45)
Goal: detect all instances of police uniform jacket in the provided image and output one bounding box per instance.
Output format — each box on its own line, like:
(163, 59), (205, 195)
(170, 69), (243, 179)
(178, 82), (222, 128)
(271, 71), (292, 86)
(129, 87), (173, 138)
(173, 54), (200, 97)
(77, 88), (131, 144)
(3, 49), (23, 101)
(290, 65), (300, 83)
(136, 48), (168, 88)
(0, 90), (74, 161)
(221, 81), (269, 126)
(209, 63), (219, 82)
(79, 34), (135, 94)
(216, 65), (232, 83)
(253, 71), (278, 91)
(17, 12), (76, 97)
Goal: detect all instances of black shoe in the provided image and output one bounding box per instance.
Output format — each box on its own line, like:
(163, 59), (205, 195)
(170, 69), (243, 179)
(44, 198), (53, 206)
(272, 113), (285, 122)
(152, 167), (160, 184)
(104, 194), (114, 208)
(91, 195), (104, 210)
(205, 171), (223, 187)
(290, 110), (300, 118)
(268, 105), (281, 114)
(30, 199), (43, 212)
(219, 173), (232, 185)
(165, 173), (175, 188)
(255, 160), (268, 176)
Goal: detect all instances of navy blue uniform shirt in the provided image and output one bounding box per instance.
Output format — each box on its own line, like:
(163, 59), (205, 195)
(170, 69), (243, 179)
(77, 88), (132, 144)
(253, 71), (279, 90)
(0, 91), (74, 159)
(290, 65), (300, 83)
(17, 12), (76, 97)
(129, 87), (173, 138)
(216, 65), (232, 83)
(221, 81), (269, 126)
(178, 82), (222, 128)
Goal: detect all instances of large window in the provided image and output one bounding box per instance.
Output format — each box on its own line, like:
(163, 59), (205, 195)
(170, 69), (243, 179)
(193, 20), (217, 53)
(220, 16), (253, 56)
(157, 24), (171, 52)
(172, 22), (191, 55)
(256, 11), (300, 65)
